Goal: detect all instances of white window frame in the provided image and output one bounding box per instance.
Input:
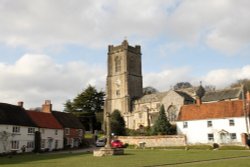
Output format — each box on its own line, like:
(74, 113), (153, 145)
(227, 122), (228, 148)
(11, 140), (19, 150)
(207, 121), (212, 127)
(208, 133), (214, 141)
(27, 141), (34, 148)
(230, 133), (237, 140)
(183, 122), (188, 128)
(41, 139), (45, 148)
(55, 129), (58, 135)
(28, 127), (35, 134)
(12, 126), (20, 134)
(65, 128), (70, 135)
(229, 119), (235, 126)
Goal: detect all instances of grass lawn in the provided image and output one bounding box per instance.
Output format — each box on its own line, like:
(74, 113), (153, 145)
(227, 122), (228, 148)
(0, 149), (250, 167)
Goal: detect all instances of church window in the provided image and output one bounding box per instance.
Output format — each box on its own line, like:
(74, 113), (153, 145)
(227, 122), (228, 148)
(116, 90), (120, 96)
(167, 105), (178, 122)
(115, 56), (121, 72)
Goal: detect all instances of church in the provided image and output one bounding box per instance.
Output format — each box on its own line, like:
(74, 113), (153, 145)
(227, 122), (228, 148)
(104, 40), (243, 130)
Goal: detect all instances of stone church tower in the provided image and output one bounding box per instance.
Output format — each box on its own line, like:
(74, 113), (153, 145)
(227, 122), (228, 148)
(105, 40), (143, 118)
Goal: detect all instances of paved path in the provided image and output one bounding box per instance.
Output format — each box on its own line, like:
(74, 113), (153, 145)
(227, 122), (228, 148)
(48, 146), (96, 154)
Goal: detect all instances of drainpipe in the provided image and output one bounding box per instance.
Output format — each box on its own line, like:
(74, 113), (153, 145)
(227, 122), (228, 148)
(242, 85), (249, 135)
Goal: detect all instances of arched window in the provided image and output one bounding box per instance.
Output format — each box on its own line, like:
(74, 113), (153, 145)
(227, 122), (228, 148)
(167, 105), (178, 122)
(115, 56), (121, 72)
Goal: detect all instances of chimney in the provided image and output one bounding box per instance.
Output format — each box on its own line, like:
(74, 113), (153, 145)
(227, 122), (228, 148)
(42, 100), (52, 113)
(196, 96), (201, 106)
(17, 101), (24, 108)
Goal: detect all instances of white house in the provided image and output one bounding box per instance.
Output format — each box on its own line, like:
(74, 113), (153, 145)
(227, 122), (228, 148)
(0, 102), (38, 153)
(177, 96), (250, 145)
(26, 100), (64, 151)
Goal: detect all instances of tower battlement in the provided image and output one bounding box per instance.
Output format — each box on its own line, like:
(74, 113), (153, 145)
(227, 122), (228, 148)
(108, 40), (141, 55)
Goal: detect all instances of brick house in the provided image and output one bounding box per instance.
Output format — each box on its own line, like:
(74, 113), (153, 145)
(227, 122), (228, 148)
(52, 111), (84, 148)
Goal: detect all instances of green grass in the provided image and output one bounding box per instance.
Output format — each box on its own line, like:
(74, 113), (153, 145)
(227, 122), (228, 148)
(0, 150), (250, 167)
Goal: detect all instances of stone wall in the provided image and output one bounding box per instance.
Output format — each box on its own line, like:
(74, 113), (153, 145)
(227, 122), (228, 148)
(117, 135), (186, 147)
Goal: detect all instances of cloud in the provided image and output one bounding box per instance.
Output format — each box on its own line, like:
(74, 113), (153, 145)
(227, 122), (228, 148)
(1, 0), (249, 54)
(144, 67), (192, 91)
(201, 65), (250, 88)
(0, 54), (106, 110)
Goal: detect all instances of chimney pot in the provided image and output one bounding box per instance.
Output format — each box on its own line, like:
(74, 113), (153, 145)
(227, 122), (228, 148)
(17, 101), (24, 108)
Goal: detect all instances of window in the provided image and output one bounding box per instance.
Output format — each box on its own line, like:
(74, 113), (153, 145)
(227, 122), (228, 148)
(12, 126), (20, 134)
(78, 129), (83, 137)
(41, 139), (45, 148)
(115, 56), (121, 72)
(116, 90), (120, 96)
(183, 122), (188, 128)
(230, 133), (237, 140)
(28, 127), (35, 134)
(229, 119), (235, 126)
(65, 128), (70, 135)
(27, 141), (34, 148)
(207, 121), (212, 127)
(208, 133), (214, 141)
(11, 141), (19, 150)
(55, 129), (58, 135)
(167, 105), (178, 122)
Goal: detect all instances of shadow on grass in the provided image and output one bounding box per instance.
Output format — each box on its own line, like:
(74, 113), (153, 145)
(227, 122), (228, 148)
(0, 152), (90, 165)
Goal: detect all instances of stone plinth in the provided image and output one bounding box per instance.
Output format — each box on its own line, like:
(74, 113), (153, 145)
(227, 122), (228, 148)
(93, 148), (124, 157)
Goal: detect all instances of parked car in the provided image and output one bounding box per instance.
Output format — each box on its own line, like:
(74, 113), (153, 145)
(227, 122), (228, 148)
(111, 140), (123, 148)
(95, 138), (106, 147)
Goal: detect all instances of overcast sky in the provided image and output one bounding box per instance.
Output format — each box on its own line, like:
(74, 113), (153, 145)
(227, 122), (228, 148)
(0, 0), (250, 110)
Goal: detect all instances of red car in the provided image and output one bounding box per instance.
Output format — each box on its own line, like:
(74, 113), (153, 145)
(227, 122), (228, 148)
(111, 140), (123, 148)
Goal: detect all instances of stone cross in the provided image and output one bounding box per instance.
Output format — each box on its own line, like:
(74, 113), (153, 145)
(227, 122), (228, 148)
(105, 112), (111, 148)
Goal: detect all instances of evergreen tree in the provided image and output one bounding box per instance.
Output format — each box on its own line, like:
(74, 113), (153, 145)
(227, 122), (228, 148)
(152, 105), (172, 135)
(63, 85), (105, 131)
(110, 110), (126, 136)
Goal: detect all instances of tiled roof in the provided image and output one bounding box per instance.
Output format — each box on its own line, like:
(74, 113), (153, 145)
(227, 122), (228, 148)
(175, 91), (195, 102)
(202, 87), (242, 102)
(52, 111), (84, 129)
(178, 100), (244, 121)
(134, 91), (169, 104)
(0, 103), (36, 127)
(26, 111), (63, 129)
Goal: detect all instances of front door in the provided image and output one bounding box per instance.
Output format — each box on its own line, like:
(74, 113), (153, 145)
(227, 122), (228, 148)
(220, 133), (228, 143)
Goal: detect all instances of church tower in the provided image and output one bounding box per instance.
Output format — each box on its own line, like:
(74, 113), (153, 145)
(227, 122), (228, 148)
(105, 40), (143, 118)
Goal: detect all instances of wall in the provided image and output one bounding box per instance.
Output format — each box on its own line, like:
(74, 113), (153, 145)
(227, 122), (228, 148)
(177, 117), (247, 145)
(40, 128), (63, 151)
(0, 125), (38, 153)
(117, 135), (186, 147)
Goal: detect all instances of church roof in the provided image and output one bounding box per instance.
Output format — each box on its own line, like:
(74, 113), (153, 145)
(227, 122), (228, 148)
(0, 103), (36, 127)
(134, 91), (169, 104)
(52, 111), (84, 129)
(175, 91), (195, 102)
(202, 87), (242, 102)
(178, 100), (244, 121)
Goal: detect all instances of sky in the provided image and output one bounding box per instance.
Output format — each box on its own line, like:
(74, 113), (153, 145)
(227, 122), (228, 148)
(0, 0), (250, 111)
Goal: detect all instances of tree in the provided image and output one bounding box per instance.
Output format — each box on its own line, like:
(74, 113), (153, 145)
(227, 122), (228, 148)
(173, 82), (192, 90)
(110, 110), (126, 136)
(152, 105), (172, 135)
(230, 79), (250, 91)
(64, 85), (105, 113)
(63, 85), (105, 131)
(0, 131), (12, 153)
(143, 86), (158, 95)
